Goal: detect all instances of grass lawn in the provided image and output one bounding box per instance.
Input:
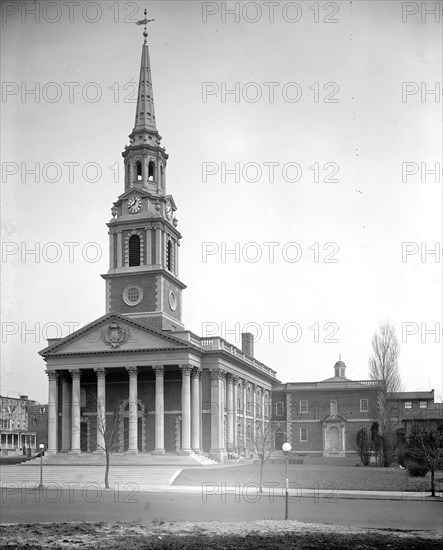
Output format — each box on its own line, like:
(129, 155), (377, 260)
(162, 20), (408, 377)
(0, 521), (441, 549)
(173, 463), (440, 493)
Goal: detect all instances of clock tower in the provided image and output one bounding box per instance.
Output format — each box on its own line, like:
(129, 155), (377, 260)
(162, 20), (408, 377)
(102, 19), (185, 331)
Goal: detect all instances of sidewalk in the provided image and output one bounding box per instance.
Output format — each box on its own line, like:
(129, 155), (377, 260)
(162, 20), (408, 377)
(1, 481), (442, 501)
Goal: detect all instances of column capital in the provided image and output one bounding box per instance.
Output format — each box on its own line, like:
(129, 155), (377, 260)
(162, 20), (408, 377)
(94, 368), (106, 379)
(226, 372), (233, 384)
(70, 369), (81, 380)
(232, 374), (240, 384)
(126, 366), (138, 377)
(191, 367), (202, 379)
(153, 365), (165, 376)
(210, 368), (226, 380)
(179, 364), (193, 376)
(46, 371), (59, 381)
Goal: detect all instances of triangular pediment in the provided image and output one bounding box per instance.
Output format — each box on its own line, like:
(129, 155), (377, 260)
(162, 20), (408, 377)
(39, 313), (188, 357)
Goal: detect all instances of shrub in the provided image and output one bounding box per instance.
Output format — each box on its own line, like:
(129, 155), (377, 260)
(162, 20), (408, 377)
(407, 460), (429, 477)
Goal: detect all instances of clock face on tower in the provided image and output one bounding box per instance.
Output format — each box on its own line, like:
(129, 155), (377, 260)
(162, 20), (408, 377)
(128, 196), (142, 214)
(165, 201), (173, 220)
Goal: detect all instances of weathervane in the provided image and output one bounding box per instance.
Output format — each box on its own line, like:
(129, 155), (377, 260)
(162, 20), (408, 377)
(136, 8), (155, 43)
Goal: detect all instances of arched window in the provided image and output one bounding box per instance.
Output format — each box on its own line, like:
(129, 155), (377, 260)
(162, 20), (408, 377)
(129, 234), (141, 266)
(148, 160), (155, 181)
(136, 161), (142, 181)
(166, 240), (174, 272)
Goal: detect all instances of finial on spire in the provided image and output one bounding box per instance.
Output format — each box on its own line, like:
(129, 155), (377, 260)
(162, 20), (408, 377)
(136, 8), (155, 44)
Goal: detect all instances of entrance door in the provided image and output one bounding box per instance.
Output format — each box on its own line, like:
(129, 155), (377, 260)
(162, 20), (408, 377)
(328, 426), (339, 451)
(80, 422), (88, 452)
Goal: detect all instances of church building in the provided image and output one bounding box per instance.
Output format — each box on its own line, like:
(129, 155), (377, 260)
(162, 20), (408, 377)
(39, 16), (438, 464)
(39, 18), (277, 463)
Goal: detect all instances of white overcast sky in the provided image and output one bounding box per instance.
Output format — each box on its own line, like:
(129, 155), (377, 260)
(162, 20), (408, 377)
(1, 1), (442, 403)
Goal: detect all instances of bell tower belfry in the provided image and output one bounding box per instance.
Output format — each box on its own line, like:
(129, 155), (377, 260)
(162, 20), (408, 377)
(102, 12), (185, 331)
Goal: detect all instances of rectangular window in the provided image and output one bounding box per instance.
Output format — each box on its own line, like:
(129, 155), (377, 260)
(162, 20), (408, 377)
(419, 401), (427, 409)
(404, 401), (412, 409)
(392, 401), (398, 410)
(360, 399), (369, 412)
(300, 427), (308, 442)
(275, 402), (284, 416)
(300, 400), (308, 413)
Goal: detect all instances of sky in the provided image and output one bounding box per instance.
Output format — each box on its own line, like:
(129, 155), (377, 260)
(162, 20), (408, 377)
(1, 0), (442, 404)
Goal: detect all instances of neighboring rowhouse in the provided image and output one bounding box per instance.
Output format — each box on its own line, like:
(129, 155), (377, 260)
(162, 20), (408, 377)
(0, 395), (47, 454)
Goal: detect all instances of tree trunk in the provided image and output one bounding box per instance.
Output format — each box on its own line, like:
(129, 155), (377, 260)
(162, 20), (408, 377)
(105, 451), (110, 489)
(259, 458), (264, 494)
(430, 469), (435, 498)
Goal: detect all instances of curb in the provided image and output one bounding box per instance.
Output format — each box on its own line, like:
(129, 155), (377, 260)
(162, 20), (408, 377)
(1, 483), (442, 502)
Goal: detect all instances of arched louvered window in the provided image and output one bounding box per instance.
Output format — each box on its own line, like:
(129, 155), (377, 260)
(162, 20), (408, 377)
(148, 160), (155, 181)
(129, 234), (141, 266)
(136, 161), (142, 181)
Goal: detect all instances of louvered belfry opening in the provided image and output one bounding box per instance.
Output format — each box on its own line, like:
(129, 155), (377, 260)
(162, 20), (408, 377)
(129, 234), (141, 266)
(166, 239), (173, 272)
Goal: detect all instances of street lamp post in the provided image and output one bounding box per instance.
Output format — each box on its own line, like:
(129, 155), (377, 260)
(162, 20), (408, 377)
(282, 442), (292, 520)
(38, 444), (44, 489)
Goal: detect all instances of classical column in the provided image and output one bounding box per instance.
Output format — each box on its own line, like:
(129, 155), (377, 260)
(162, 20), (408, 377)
(261, 390), (266, 433)
(116, 231), (123, 267)
(209, 369), (226, 460)
(70, 369), (81, 453)
(95, 368), (106, 453)
(47, 371), (58, 453)
(191, 367), (202, 453)
(155, 226), (162, 266)
(252, 384), (257, 440)
(145, 228), (152, 265)
(242, 381), (247, 454)
(153, 366), (165, 455)
(61, 375), (71, 452)
(180, 364), (192, 453)
(109, 232), (115, 269)
(126, 367), (138, 454)
(226, 373), (235, 452)
(232, 376), (239, 453)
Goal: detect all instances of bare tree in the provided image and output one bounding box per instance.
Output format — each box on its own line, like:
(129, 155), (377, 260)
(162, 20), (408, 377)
(405, 420), (443, 497)
(89, 394), (128, 489)
(368, 322), (402, 466)
(246, 422), (277, 493)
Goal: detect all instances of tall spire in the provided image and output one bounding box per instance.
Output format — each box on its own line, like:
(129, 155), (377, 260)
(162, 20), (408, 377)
(132, 9), (157, 138)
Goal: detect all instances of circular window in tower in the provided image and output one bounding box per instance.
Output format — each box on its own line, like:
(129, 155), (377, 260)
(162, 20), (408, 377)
(123, 284), (143, 306)
(169, 290), (177, 311)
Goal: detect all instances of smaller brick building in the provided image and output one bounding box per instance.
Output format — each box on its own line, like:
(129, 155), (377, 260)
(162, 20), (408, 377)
(271, 359), (436, 458)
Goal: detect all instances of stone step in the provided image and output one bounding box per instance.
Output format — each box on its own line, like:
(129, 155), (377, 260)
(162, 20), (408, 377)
(0, 465), (180, 486)
(27, 452), (214, 466)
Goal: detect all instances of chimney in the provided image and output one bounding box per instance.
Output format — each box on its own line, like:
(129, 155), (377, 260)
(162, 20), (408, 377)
(241, 332), (254, 358)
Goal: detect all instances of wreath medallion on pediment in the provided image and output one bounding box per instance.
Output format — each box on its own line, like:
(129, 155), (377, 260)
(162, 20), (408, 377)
(101, 323), (128, 349)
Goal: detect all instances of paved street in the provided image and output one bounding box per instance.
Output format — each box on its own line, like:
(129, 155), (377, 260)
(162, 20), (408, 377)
(1, 487), (442, 531)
